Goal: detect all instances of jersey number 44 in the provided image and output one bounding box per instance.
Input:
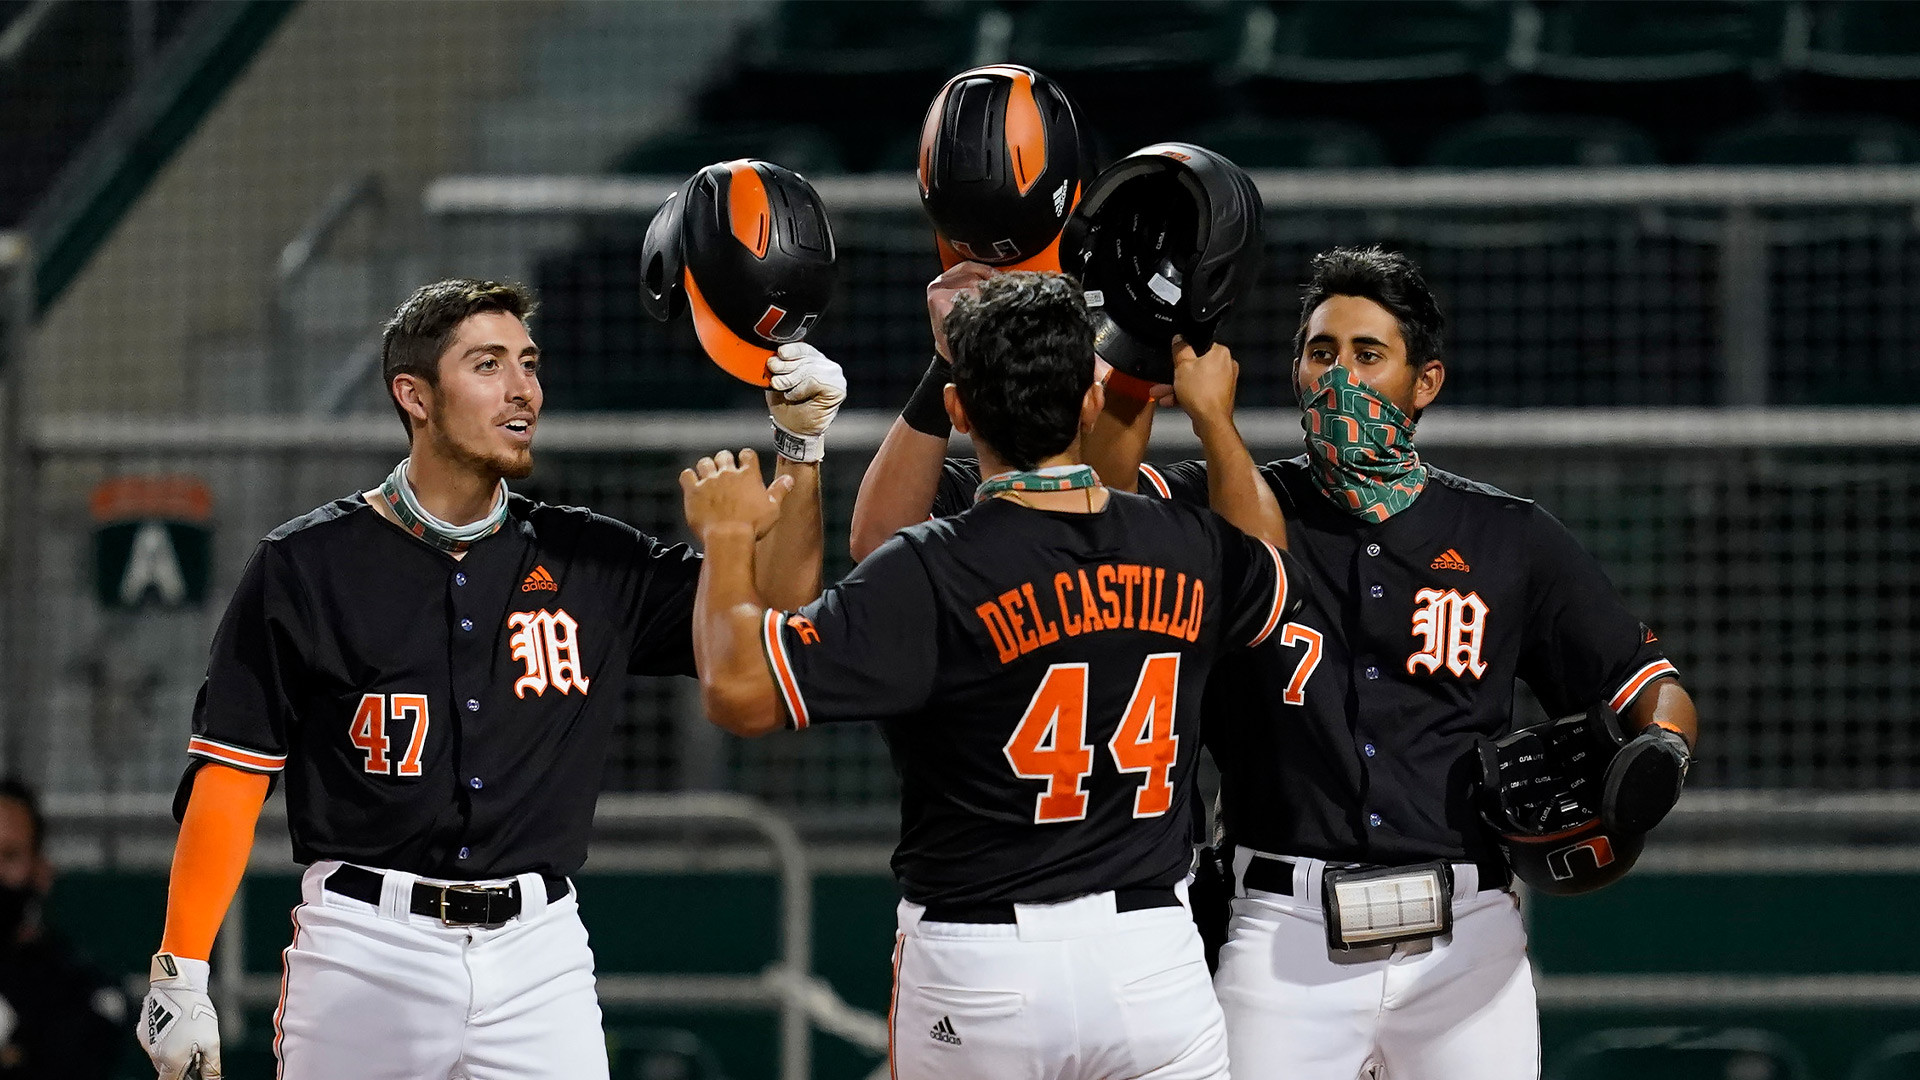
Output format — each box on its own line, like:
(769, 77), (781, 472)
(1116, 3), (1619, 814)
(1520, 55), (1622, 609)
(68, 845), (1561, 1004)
(1004, 653), (1187, 825)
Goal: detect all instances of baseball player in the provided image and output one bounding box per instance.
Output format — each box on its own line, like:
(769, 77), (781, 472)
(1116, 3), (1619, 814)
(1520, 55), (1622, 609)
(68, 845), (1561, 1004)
(136, 279), (845, 1079)
(1086, 247), (1699, 1079)
(682, 271), (1304, 1080)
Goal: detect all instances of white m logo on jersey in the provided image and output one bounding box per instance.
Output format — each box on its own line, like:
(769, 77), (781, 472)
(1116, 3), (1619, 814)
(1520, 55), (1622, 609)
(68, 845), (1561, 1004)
(508, 608), (592, 698)
(1406, 588), (1489, 680)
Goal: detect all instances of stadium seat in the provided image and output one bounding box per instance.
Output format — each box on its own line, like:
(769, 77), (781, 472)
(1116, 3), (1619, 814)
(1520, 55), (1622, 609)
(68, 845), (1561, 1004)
(1852, 1031), (1920, 1080)
(1789, 2), (1920, 124)
(1240, 0), (1510, 165)
(1007, 0), (1248, 156)
(1699, 114), (1920, 166)
(697, 1), (977, 172)
(1187, 117), (1390, 169)
(611, 124), (845, 177)
(1548, 1026), (1812, 1080)
(1425, 114), (1659, 169)
(1511, 1), (1786, 161)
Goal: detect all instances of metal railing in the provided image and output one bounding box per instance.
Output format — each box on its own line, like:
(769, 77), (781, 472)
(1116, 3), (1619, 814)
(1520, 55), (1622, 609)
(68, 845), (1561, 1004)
(49, 792), (890, 1080)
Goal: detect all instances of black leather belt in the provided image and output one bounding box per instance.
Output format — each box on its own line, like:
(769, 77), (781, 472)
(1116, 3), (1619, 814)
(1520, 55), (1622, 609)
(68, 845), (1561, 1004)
(1241, 855), (1510, 897)
(325, 864), (569, 926)
(922, 886), (1181, 924)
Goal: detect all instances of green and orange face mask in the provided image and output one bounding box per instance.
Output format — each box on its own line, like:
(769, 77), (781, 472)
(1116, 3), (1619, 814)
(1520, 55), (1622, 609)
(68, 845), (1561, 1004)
(1300, 365), (1429, 522)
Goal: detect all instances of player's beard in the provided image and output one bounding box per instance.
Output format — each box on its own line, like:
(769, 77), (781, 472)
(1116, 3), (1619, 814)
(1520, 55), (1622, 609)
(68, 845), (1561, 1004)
(427, 402), (535, 482)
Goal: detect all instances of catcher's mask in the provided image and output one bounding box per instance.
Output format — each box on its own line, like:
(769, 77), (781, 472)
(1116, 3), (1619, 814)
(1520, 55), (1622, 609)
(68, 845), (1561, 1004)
(1062, 142), (1264, 386)
(918, 64), (1092, 272)
(1478, 707), (1645, 897)
(639, 159), (837, 387)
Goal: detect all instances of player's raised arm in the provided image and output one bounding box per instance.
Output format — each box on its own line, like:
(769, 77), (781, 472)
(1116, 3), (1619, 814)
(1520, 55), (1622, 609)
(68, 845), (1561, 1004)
(1082, 375), (1160, 495)
(681, 450), (793, 736)
(849, 262), (992, 561)
(756, 342), (843, 608)
(1171, 338), (1290, 550)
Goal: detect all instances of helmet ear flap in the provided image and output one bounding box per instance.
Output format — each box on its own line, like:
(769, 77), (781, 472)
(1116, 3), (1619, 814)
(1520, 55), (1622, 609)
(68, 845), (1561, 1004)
(639, 177), (695, 322)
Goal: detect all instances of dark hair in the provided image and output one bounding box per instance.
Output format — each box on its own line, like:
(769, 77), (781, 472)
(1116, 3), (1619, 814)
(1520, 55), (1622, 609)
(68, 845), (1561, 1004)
(944, 272), (1096, 470)
(0, 778), (44, 856)
(380, 279), (537, 437)
(1292, 247), (1445, 368)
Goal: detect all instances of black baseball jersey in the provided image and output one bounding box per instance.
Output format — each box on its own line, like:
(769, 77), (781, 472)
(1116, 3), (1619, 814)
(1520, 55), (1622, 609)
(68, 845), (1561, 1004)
(762, 493), (1303, 907)
(1151, 457), (1675, 870)
(179, 492), (700, 879)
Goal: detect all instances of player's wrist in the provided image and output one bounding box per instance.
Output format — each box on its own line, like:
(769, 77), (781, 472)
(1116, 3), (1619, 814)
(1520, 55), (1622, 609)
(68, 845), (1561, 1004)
(151, 952), (211, 993)
(770, 419), (825, 463)
(900, 356), (953, 438)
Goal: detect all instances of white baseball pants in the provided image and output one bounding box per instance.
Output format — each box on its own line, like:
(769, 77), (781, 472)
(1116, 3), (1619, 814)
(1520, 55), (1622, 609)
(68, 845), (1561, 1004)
(1213, 851), (1538, 1080)
(888, 888), (1229, 1080)
(272, 861), (609, 1080)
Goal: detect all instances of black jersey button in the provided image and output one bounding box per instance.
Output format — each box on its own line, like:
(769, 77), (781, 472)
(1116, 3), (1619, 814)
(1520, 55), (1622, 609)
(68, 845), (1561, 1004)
(458, 847), (471, 859)
(1364, 743), (1377, 757)
(1364, 666), (1380, 680)
(466, 698), (480, 712)
(455, 572), (468, 586)
(460, 618), (475, 632)
(1366, 543), (1382, 556)
(1368, 812), (1383, 827)
(469, 777), (484, 790)
(1369, 585), (1384, 598)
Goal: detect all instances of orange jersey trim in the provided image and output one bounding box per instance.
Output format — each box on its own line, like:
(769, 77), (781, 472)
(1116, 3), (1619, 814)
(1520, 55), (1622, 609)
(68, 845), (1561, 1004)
(1609, 659), (1679, 713)
(187, 736), (287, 773)
(1247, 540), (1289, 648)
(762, 608), (811, 730)
(1137, 463), (1171, 499)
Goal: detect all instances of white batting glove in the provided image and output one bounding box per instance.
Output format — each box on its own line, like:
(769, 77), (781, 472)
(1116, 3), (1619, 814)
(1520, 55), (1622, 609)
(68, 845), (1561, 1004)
(139, 953), (222, 1080)
(766, 342), (846, 463)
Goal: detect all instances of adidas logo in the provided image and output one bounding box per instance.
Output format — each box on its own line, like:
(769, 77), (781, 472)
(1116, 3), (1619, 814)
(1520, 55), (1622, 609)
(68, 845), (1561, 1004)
(520, 566), (558, 593)
(1429, 548), (1471, 572)
(929, 1015), (962, 1045)
(1053, 179), (1070, 217)
(145, 997), (174, 1041)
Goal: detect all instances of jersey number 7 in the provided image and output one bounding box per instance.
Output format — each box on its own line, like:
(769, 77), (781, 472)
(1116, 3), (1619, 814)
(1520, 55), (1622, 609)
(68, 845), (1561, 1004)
(1004, 654), (1180, 824)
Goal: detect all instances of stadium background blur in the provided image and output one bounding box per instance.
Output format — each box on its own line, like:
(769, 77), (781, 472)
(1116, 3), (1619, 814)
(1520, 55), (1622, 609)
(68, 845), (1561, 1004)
(0, 1), (1917, 1077)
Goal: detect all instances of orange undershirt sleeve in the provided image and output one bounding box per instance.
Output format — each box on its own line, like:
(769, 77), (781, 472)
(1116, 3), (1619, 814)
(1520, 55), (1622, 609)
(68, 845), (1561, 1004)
(159, 763), (270, 962)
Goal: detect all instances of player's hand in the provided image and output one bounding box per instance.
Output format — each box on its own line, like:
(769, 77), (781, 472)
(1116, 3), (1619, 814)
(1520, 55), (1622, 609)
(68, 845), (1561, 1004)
(928, 261), (994, 361)
(1170, 337), (1238, 427)
(766, 343), (845, 463)
(138, 953), (222, 1080)
(680, 449), (794, 541)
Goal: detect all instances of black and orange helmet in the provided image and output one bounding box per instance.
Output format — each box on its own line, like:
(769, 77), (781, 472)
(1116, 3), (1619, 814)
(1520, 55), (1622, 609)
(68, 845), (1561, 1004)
(1063, 142), (1265, 388)
(1477, 708), (1647, 897)
(918, 64), (1092, 272)
(639, 159), (837, 387)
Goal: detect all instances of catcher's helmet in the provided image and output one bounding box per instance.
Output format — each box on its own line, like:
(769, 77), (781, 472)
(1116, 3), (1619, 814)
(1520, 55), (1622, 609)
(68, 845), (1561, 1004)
(918, 64), (1092, 272)
(1478, 707), (1645, 897)
(639, 159), (837, 387)
(1062, 142), (1264, 386)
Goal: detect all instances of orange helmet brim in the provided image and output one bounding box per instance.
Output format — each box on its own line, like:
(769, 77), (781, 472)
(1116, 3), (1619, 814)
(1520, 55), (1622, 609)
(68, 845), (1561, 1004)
(685, 270), (774, 387)
(934, 230), (1066, 274)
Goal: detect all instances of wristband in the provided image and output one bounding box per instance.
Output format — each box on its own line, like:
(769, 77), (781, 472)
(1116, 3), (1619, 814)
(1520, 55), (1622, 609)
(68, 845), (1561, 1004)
(901, 356), (953, 437)
(772, 420), (824, 464)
